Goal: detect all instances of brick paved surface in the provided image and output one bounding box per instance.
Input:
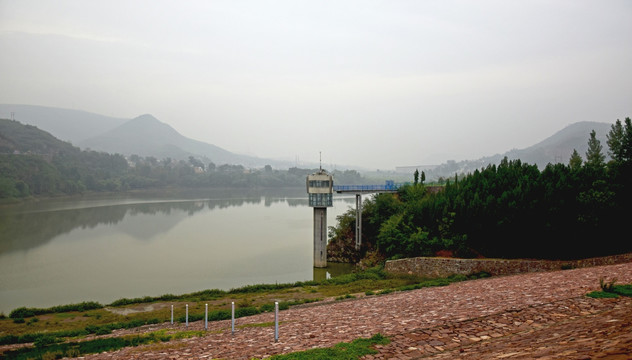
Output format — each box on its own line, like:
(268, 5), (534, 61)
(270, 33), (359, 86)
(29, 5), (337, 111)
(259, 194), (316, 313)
(81, 262), (632, 359)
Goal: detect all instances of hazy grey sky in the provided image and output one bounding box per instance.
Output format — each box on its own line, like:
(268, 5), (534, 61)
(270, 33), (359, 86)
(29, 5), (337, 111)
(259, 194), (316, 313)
(1, 0), (631, 169)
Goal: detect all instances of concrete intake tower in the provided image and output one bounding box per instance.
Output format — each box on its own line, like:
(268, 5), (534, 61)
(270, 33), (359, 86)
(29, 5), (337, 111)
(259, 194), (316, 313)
(306, 169), (333, 268)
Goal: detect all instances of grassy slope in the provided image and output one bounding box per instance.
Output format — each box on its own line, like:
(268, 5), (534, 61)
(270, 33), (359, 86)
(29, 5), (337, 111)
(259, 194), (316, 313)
(0, 268), (487, 359)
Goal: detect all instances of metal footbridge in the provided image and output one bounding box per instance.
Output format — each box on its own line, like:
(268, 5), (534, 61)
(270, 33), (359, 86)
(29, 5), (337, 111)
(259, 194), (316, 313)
(333, 180), (407, 194)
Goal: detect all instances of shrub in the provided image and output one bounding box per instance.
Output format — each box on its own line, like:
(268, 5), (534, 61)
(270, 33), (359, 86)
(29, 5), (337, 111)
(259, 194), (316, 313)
(8, 302), (103, 319)
(34, 335), (59, 348)
(259, 303), (275, 312)
(189, 289), (225, 300)
(600, 277), (617, 292)
(9, 307), (35, 319)
(84, 318), (160, 335)
(269, 333), (390, 359)
(207, 310), (231, 321)
(587, 290), (619, 298)
(235, 306), (260, 317)
(65, 348), (81, 358)
(0, 335), (19, 345)
(41, 351), (63, 360)
(613, 284), (632, 297)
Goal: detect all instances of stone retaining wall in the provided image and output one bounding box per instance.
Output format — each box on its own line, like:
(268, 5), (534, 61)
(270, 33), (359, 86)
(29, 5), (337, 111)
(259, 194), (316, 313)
(385, 253), (632, 278)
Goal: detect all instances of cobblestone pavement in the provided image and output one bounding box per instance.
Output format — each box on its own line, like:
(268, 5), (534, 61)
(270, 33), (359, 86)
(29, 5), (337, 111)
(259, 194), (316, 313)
(81, 262), (632, 360)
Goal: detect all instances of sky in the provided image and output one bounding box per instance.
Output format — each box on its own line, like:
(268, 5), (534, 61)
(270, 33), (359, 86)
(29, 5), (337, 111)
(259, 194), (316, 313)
(1, 0), (631, 170)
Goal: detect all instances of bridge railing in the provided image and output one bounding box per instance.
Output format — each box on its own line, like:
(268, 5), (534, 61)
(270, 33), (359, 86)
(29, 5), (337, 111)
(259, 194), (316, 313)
(333, 182), (409, 192)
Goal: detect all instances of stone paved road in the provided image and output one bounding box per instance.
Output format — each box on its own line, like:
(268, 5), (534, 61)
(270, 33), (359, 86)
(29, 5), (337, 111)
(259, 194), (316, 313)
(82, 262), (632, 360)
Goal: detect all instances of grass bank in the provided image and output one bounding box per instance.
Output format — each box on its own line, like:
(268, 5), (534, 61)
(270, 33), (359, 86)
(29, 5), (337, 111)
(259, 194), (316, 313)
(0, 266), (489, 359)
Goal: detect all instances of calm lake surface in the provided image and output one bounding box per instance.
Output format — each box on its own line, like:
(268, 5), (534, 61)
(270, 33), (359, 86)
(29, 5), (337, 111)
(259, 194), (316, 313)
(0, 188), (356, 314)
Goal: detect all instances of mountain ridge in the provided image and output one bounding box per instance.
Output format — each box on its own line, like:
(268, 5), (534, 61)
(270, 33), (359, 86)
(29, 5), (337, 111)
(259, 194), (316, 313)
(78, 114), (284, 167)
(411, 120), (614, 180)
(0, 104), (291, 168)
(1, 104), (618, 174)
(0, 104), (127, 144)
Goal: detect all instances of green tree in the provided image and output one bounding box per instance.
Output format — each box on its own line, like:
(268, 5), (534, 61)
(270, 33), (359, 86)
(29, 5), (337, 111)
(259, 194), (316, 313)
(376, 214), (409, 257)
(607, 119), (625, 162)
(585, 130), (605, 168)
(624, 117), (632, 162)
(0, 177), (20, 198)
(188, 156), (204, 170)
(569, 149), (583, 171)
(607, 117), (632, 164)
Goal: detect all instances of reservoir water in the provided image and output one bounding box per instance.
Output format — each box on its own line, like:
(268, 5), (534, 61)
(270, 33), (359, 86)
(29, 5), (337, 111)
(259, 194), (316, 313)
(0, 188), (356, 314)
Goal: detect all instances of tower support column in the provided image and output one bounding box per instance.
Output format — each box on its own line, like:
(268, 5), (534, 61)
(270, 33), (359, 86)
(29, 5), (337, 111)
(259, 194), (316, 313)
(355, 194), (362, 250)
(313, 207), (327, 268)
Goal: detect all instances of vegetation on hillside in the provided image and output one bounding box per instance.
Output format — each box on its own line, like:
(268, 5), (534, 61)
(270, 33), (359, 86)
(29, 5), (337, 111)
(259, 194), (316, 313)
(329, 118), (632, 261)
(0, 119), (363, 198)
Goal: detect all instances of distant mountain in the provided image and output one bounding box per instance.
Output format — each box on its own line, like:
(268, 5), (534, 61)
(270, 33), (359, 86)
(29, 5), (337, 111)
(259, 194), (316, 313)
(3, 104), (616, 174)
(500, 121), (613, 167)
(79, 114), (283, 167)
(417, 121), (614, 180)
(0, 118), (77, 155)
(0, 104), (127, 145)
(0, 105), (291, 168)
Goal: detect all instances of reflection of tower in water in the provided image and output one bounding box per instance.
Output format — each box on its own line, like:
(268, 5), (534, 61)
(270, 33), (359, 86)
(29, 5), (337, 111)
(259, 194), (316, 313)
(306, 168), (333, 268)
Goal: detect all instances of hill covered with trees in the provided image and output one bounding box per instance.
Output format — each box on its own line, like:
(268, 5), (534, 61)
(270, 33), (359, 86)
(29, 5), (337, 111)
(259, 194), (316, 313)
(328, 118), (632, 261)
(0, 119), (363, 199)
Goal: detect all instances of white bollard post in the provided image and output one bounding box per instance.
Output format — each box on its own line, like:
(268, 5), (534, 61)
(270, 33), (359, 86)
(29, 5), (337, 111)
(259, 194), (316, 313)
(274, 302), (279, 342)
(171, 305), (174, 325)
(231, 302), (235, 335)
(205, 303), (208, 330)
(185, 304), (189, 328)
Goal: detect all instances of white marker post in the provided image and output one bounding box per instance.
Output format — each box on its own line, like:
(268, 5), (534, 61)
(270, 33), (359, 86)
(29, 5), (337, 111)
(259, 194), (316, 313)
(231, 302), (235, 335)
(274, 302), (279, 342)
(205, 304), (208, 330)
(185, 304), (189, 328)
(171, 305), (174, 325)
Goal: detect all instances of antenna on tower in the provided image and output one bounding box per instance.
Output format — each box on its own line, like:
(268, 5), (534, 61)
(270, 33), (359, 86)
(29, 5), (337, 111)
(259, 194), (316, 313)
(319, 151), (322, 171)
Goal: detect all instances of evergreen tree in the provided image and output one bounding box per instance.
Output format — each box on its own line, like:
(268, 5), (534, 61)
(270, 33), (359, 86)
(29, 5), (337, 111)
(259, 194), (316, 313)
(569, 149), (583, 171)
(607, 119), (625, 162)
(585, 130), (605, 168)
(623, 117), (632, 163)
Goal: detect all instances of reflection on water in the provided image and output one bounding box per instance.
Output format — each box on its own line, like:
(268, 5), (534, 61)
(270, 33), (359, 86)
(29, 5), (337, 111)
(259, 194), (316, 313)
(0, 188), (356, 313)
(0, 188), (315, 254)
